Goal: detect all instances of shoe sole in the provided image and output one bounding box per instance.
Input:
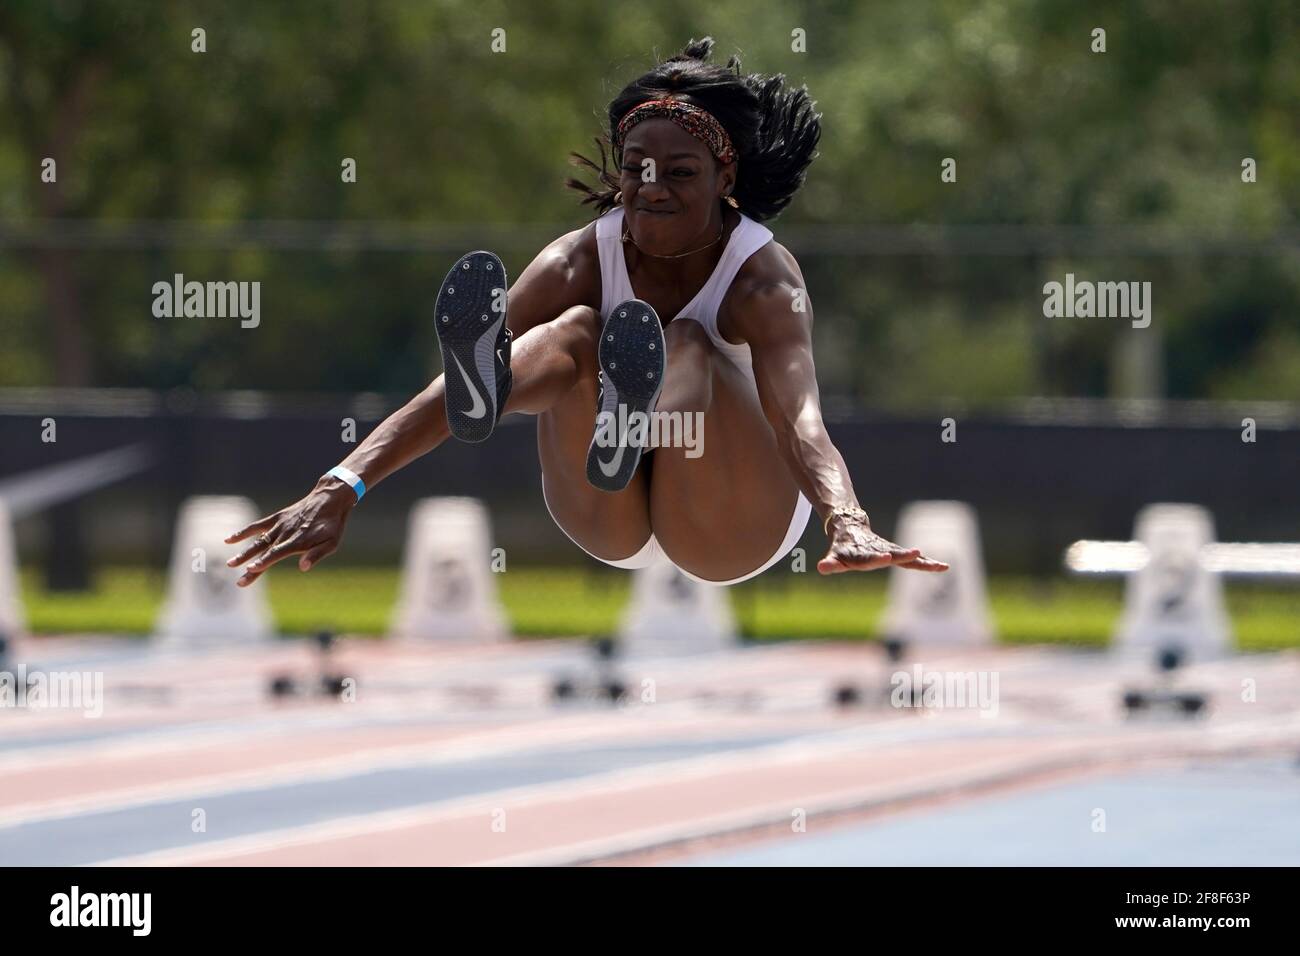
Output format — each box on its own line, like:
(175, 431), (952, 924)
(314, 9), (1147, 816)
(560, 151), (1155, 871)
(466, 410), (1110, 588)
(585, 299), (666, 492)
(435, 251), (508, 443)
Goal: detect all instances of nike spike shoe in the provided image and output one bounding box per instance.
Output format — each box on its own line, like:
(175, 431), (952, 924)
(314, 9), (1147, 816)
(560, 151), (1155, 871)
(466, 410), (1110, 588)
(585, 299), (666, 492)
(435, 251), (512, 443)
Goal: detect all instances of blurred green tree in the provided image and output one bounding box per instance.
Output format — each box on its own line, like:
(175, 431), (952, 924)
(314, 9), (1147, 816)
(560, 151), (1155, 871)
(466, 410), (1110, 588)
(0, 0), (1295, 402)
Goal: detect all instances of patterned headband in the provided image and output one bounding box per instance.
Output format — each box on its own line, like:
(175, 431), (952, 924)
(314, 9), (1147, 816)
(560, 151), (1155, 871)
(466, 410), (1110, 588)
(615, 96), (737, 164)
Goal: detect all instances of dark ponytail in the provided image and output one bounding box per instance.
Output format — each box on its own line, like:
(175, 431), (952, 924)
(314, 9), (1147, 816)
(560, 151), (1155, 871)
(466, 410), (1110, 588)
(565, 37), (822, 222)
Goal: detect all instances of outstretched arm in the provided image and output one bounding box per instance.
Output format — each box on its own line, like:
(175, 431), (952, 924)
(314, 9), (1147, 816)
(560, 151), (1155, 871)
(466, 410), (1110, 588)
(226, 233), (596, 586)
(735, 260), (948, 575)
(224, 377), (451, 586)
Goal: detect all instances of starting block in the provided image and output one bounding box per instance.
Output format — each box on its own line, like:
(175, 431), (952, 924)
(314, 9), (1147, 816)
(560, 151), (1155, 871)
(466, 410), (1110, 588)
(1064, 503), (1300, 715)
(1120, 646), (1209, 717)
(550, 638), (627, 705)
(1113, 504), (1232, 661)
(879, 500), (993, 648)
(551, 557), (737, 707)
(388, 497), (507, 642)
(268, 630), (351, 701)
(1062, 503), (1284, 663)
(157, 496), (275, 644)
(617, 552), (736, 659)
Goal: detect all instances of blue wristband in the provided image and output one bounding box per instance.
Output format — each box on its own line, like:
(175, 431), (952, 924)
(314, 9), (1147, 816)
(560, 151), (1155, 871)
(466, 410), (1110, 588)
(325, 465), (366, 502)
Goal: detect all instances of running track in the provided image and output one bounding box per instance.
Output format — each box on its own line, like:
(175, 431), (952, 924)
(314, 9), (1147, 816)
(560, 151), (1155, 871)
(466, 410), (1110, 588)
(1, 636), (1297, 865)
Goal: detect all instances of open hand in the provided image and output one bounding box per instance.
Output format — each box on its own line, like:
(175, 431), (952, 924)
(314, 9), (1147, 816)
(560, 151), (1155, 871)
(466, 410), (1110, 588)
(224, 479), (356, 587)
(817, 514), (949, 575)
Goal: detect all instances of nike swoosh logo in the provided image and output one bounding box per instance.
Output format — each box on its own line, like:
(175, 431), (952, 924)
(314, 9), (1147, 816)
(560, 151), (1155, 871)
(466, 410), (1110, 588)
(598, 425), (628, 477)
(450, 352), (487, 419)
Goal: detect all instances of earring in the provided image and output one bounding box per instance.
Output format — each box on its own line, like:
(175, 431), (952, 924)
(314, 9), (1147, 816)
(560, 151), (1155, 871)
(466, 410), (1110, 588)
(725, 195), (739, 208)
(614, 190), (623, 203)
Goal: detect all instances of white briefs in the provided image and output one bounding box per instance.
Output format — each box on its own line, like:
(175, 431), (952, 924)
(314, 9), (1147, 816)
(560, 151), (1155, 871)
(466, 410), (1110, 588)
(542, 473), (812, 587)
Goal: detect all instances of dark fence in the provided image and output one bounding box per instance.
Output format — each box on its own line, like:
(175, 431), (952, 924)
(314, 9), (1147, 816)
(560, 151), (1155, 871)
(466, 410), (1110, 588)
(1, 390), (1295, 582)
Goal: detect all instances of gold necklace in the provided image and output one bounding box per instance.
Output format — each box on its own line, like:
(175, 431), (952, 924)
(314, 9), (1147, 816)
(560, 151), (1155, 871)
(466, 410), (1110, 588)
(621, 217), (726, 259)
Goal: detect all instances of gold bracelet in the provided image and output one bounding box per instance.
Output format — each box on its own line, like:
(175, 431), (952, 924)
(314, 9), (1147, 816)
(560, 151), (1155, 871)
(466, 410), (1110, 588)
(823, 506), (869, 536)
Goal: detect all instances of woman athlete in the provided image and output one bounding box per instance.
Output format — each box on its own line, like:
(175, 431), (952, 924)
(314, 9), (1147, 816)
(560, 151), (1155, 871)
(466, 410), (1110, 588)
(226, 38), (948, 588)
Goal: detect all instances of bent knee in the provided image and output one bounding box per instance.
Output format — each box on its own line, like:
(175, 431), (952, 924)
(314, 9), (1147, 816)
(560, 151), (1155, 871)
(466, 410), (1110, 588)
(552, 304), (601, 340)
(547, 304), (601, 369)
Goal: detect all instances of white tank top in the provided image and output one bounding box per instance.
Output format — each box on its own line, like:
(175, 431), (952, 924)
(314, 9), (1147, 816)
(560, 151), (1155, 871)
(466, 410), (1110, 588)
(595, 206), (774, 387)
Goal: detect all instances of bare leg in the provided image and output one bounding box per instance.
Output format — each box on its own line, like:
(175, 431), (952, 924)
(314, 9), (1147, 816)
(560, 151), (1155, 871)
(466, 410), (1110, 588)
(227, 309), (792, 587)
(649, 320), (802, 582)
(505, 305), (654, 561)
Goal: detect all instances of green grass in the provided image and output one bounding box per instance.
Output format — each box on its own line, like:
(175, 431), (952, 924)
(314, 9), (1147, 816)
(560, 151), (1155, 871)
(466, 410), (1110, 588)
(15, 565), (1300, 650)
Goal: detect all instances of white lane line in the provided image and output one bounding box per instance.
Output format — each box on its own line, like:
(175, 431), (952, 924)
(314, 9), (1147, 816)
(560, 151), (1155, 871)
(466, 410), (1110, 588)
(483, 745), (1106, 867)
(88, 731), (934, 867)
(0, 706), (832, 830)
(88, 709), (1300, 867)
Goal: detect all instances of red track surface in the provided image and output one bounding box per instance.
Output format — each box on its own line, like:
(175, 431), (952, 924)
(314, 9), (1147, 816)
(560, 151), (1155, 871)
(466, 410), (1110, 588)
(2, 636), (1297, 865)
